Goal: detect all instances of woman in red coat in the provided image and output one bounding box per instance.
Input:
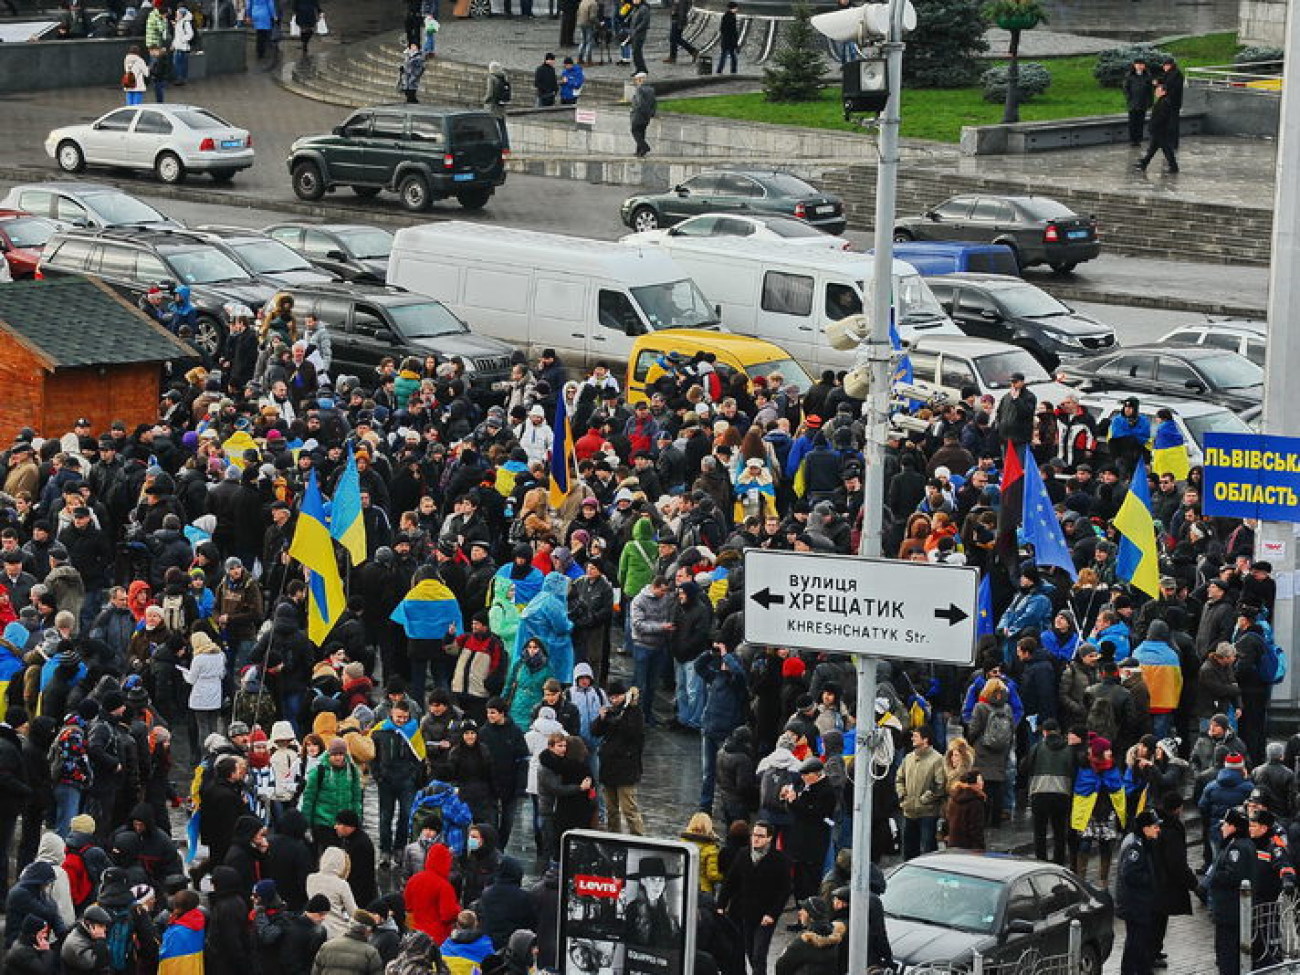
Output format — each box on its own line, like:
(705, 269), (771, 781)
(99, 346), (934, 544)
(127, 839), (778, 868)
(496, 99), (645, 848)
(404, 844), (461, 942)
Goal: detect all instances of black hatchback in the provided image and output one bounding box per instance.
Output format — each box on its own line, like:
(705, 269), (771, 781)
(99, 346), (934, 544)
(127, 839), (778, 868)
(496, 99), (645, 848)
(894, 194), (1100, 273)
(286, 105), (507, 212)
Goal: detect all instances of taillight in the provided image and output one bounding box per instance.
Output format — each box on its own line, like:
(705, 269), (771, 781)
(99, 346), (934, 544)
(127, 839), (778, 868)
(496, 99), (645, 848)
(1044, 222), (1059, 242)
(199, 137), (215, 152)
(34, 268), (43, 280)
(840, 240), (853, 251)
(245, 135), (253, 148)
(443, 153), (455, 169)
(794, 202), (807, 219)
(501, 148), (511, 160)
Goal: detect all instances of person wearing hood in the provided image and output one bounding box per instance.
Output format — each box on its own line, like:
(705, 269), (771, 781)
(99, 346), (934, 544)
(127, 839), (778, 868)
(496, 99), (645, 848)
(514, 574), (575, 685)
(7, 914), (57, 975)
(504, 639), (552, 731)
(332, 808), (378, 910)
(179, 630), (225, 749)
(456, 822), (501, 907)
(1133, 619), (1183, 741)
(5, 861), (67, 947)
(565, 662), (608, 749)
(222, 814), (269, 896)
(307, 846), (359, 940)
(1025, 719), (1075, 865)
(365, 898), (403, 964)
(405, 844), (460, 943)
(19, 716), (56, 870)
(475, 855), (537, 950)
(486, 575), (523, 654)
(311, 909), (384, 975)
(715, 725), (757, 826)
(487, 929), (537, 975)
(266, 808), (314, 912)
(119, 803), (182, 898)
(680, 812), (723, 893)
(773, 896), (844, 975)
(493, 546), (545, 612)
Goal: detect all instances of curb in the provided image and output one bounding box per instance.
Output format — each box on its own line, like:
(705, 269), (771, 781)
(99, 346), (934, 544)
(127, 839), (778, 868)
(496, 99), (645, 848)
(1040, 281), (1266, 319)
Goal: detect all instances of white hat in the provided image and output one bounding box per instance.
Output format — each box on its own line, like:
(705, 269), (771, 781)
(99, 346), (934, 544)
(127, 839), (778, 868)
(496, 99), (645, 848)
(934, 466), (951, 479)
(529, 404), (546, 418)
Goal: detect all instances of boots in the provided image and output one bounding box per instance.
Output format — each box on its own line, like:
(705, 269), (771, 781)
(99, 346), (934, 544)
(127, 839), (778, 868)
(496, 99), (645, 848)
(1099, 847), (1113, 886)
(1075, 852), (1091, 884)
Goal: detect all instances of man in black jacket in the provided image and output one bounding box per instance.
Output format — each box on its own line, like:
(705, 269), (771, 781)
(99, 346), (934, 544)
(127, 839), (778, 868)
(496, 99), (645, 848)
(782, 759), (838, 902)
(994, 373), (1035, 448)
(593, 682), (645, 835)
(275, 893), (330, 975)
(481, 699), (529, 848)
(1233, 606), (1270, 763)
(475, 855), (538, 950)
(717, 821), (790, 975)
(371, 702), (426, 864)
(0, 708), (32, 899)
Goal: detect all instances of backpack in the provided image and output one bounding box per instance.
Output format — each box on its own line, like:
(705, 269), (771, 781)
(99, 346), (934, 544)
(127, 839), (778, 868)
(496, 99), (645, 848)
(1085, 692), (1119, 743)
(48, 723), (92, 788)
(758, 764), (794, 811)
(160, 593), (187, 636)
(104, 904), (136, 973)
(1256, 616), (1287, 685)
(496, 76), (512, 105)
(63, 845), (93, 907)
(980, 706), (1013, 753)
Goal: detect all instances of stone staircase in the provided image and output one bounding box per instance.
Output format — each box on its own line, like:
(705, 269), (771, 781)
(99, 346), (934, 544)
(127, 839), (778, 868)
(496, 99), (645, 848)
(820, 165), (1274, 266)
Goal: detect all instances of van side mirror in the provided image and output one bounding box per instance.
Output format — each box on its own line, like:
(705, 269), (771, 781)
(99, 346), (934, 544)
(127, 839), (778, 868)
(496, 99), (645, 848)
(326, 249), (347, 261)
(1002, 919), (1035, 941)
(333, 126), (345, 136)
(714, 303), (722, 319)
(980, 309), (1001, 321)
(925, 210), (939, 221)
(1185, 379), (1205, 392)
(675, 185), (689, 197)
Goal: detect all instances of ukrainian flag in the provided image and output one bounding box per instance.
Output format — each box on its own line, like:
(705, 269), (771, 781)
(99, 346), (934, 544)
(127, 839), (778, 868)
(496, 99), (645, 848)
(330, 444), (367, 566)
(289, 470), (347, 646)
(391, 578), (463, 641)
(549, 392), (575, 510)
(373, 715), (428, 762)
(0, 623), (27, 703)
(158, 908), (206, 975)
(221, 430), (260, 467)
(1151, 419), (1191, 483)
(1114, 457), (1161, 598)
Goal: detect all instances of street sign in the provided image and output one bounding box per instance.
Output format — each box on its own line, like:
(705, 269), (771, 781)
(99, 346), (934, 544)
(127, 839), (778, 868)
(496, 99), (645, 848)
(743, 549), (978, 664)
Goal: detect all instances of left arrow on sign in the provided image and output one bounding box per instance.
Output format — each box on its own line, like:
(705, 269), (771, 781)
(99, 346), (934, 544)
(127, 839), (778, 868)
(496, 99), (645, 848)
(933, 603), (968, 626)
(750, 588), (786, 609)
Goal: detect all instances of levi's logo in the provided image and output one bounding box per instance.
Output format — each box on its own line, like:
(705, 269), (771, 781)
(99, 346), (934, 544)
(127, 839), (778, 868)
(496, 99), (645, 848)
(574, 875), (624, 898)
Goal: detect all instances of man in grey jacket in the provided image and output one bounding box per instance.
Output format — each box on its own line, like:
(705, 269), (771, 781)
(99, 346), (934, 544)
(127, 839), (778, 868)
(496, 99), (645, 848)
(629, 71), (657, 158)
(629, 575), (673, 725)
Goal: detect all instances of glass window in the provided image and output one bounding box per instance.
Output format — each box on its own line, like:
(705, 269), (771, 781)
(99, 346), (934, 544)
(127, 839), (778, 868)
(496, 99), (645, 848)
(956, 290), (1000, 319)
(16, 191), (54, 217)
(1098, 355), (1157, 381)
(449, 115), (502, 146)
(713, 218), (756, 237)
(55, 198), (88, 224)
(0, 217), (59, 249)
(1017, 198), (1077, 220)
(370, 114), (407, 140)
(717, 174), (762, 198)
(631, 280), (717, 331)
(633, 349), (661, 383)
(410, 117), (445, 144)
(761, 271), (814, 317)
(1031, 873), (1082, 917)
(671, 216), (717, 237)
(172, 109), (230, 130)
(1163, 329), (1203, 348)
(96, 245), (136, 279)
(881, 865), (1002, 934)
(96, 109), (137, 132)
(1245, 339), (1266, 366)
(267, 227), (302, 248)
(909, 351), (938, 382)
(314, 297), (353, 329)
(134, 111), (173, 135)
(386, 301), (467, 338)
(935, 197), (973, 219)
(971, 198), (1013, 222)
(1158, 359), (1199, 387)
(1005, 880), (1042, 925)
(765, 216), (825, 239)
(341, 113), (372, 138)
(825, 282), (862, 320)
(333, 228), (392, 259)
(136, 254), (168, 284)
(301, 230), (338, 258)
(1183, 409), (1251, 444)
(998, 286), (1069, 318)
(162, 247), (251, 285)
(1202, 332), (1240, 351)
(759, 173), (816, 196)
(353, 305), (395, 338)
(48, 237), (93, 267)
(682, 174), (721, 195)
(1193, 353), (1264, 390)
(966, 249), (1020, 274)
(941, 356), (977, 389)
(79, 192), (169, 226)
(228, 240), (313, 274)
(974, 349), (1050, 388)
(599, 289), (643, 335)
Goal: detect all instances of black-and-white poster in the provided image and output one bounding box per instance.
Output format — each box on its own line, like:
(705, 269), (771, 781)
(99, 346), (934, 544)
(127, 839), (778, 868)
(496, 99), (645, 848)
(559, 831), (698, 975)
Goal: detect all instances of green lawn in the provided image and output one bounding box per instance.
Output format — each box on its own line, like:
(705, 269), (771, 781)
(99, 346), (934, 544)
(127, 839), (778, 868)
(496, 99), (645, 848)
(660, 31), (1238, 142)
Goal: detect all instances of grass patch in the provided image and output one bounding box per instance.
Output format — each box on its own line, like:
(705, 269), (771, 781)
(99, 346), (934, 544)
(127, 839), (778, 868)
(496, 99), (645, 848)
(660, 31), (1238, 142)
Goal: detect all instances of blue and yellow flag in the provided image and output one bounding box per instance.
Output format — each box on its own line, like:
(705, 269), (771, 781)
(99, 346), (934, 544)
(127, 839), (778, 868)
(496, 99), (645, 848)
(391, 578), (463, 640)
(158, 909), (206, 975)
(289, 470), (346, 646)
(1115, 457), (1161, 598)
(330, 444), (367, 566)
(549, 393), (575, 510)
(1151, 419), (1191, 483)
(373, 715), (427, 762)
(0, 622), (27, 704)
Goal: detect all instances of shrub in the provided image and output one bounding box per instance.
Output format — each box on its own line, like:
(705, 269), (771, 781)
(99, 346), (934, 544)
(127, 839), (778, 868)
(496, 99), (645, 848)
(1093, 44), (1173, 87)
(763, 2), (827, 103)
(981, 61), (1051, 102)
(903, 0), (990, 88)
(1235, 46), (1284, 72)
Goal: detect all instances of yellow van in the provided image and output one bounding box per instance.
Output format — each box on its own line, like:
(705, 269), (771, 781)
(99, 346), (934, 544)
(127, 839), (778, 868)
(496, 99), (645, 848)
(625, 329), (815, 403)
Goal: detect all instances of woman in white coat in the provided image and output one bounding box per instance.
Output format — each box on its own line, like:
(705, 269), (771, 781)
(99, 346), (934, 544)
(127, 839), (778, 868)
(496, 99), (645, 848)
(171, 3), (195, 84)
(122, 45), (149, 105)
(179, 631), (225, 744)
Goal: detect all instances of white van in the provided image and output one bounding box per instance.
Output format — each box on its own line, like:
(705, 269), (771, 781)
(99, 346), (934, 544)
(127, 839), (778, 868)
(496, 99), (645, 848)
(386, 222), (721, 369)
(643, 236), (961, 375)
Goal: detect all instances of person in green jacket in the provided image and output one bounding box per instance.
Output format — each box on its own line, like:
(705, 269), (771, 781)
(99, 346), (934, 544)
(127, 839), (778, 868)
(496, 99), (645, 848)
(488, 575), (522, 653)
(505, 638), (553, 728)
(393, 357), (424, 411)
(618, 516), (658, 607)
(301, 738), (364, 850)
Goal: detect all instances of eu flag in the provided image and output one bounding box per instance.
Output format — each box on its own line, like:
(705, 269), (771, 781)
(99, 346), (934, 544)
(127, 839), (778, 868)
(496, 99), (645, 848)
(288, 470), (346, 646)
(1020, 449), (1078, 581)
(977, 572), (994, 637)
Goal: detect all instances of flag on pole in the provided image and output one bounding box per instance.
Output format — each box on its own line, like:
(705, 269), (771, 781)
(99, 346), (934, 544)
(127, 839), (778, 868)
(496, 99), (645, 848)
(977, 573), (995, 638)
(330, 443), (367, 566)
(996, 440), (1025, 574)
(549, 392), (575, 510)
(1020, 449), (1078, 581)
(288, 470), (346, 646)
(1115, 457), (1161, 598)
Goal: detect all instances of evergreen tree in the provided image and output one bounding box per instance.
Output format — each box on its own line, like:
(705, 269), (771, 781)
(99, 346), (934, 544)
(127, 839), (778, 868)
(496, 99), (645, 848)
(763, 2), (827, 103)
(903, 0), (989, 88)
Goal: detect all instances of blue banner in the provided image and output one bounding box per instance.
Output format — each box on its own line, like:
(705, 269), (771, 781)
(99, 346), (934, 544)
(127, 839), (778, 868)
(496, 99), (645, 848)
(1203, 432), (1300, 521)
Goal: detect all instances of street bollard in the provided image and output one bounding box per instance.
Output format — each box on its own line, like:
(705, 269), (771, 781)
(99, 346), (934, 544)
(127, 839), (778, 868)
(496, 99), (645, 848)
(971, 951), (984, 975)
(1241, 879), (1254, 975)
(1068, 918), (1082, 971)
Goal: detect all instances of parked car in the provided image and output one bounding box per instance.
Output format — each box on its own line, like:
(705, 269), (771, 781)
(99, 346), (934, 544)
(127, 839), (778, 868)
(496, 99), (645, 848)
(1158, 318), (1266, 367)
(903, 334), (1077, 406)
(883, 851), (1113, 974)
(267, 283), (517, 401)
(925, 273), (1117, 368)
(1079, 391), (1254, 465)
(625, 330), (814, 402)
(0, 210), (68, 279)
(38, 227), (277, 356)
(894, 195), (1100, 273)
(1057, 345), (1264, 418)
(621, 212), (851, 250)
(262, 223), (393, 283)
(620, 170), (846, 235)
(0, 182), (182, 230)
(45, 104), (254, 185)
(886, 241), (1020, 276)
(286, 105), (507, 211)
(192, 226), (338, 286)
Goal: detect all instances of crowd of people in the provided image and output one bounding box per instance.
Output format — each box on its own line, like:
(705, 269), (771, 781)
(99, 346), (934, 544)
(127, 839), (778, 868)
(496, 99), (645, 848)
(0, 291), (1287, 975)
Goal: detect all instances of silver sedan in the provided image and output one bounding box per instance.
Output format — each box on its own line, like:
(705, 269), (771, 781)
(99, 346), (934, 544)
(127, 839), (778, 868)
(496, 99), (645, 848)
(45, 104), (255, 185)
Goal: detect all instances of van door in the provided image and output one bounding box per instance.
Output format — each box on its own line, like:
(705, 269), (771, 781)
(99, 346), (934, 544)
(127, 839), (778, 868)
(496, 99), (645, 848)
(348, 301), (401, 372)
(535, 275), (592, 365)
(756, 269), (816, 365)
(594, 288), (644, 364)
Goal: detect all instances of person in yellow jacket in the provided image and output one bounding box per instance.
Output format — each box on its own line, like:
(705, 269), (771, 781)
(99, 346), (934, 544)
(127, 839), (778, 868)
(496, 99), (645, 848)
(679, 811), (723, 893)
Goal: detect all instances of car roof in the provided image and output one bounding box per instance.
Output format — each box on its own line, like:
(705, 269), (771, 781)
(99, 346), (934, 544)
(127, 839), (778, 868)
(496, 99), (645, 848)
(1098, 344), (1245, 361)
(52, 227), (212, 248)
(895, 850), (1059, 882)
(1164, 318), (1267, 336)
(10, 181), (126, 197)
(104, 103), (213, 115)
(637, 329), (797, 358)
(911, 335), (1034, 356)
(273, 282), (415, 303)
(191, 226), (277, 243)
(350, 104), (492, 117)
(262, 222), (383, 234)
(1078, 390), (1232, 417)
(927, 273), (1033, 289)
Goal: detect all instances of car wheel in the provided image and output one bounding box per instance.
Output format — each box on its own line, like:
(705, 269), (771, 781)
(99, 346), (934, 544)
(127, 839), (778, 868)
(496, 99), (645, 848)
(56, 140), (85, 174)
(155, 151), (186, 184)
(630, 205), (659, 232)
(210, 169), (238, 184)
(1078, 944), (1101, 975)
(469, 0), (490, 16)
(191, 314), (225, 358)
(1050, 261), (1078, 275)
(893, 228), (914, 242)
(292, 160), (327, 201)
(456, 188), (491, 211)
(352, 185), (381, 199)
(399, 173), (431, 212)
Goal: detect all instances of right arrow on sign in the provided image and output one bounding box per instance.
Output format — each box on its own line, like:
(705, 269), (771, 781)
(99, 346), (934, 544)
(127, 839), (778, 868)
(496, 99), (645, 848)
(750, 588), (786, 609)
(934, 604), (969, 626)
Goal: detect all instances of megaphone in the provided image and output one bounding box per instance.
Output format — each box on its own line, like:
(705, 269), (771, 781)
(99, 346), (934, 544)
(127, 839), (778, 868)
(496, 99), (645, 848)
(825, 314), (870, 351)
(810, 4), (868, 42)
(842, 364), (872, 399)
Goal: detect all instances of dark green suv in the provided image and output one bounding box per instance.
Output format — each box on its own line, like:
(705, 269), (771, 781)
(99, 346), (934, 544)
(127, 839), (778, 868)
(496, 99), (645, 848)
(287, 105), (507, 212)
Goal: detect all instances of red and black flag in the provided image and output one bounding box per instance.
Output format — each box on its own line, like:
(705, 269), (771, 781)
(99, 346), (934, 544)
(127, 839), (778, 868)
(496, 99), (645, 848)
(996, 440), (1025, 577)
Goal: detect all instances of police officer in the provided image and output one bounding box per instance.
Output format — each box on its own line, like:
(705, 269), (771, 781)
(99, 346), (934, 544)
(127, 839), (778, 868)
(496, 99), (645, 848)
(1206, 807), (1257, 975)
(1249, 807), (1296, 969)
(1116, 809), (1162, 975)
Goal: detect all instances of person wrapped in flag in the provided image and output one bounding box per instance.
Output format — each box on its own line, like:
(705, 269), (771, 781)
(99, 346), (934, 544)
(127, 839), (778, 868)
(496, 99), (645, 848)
(1071, 734), (1126, 885)
(158, 889), (206, 975)
(734, 456), (777, 522)
(391, 576), (463, 703)
(1107, 396), (1151, 479)
(1150, 407), (1191, 483)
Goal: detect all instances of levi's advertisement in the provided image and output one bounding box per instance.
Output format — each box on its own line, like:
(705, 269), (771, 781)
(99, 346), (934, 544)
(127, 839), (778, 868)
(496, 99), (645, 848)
(559, 830), (699, 975)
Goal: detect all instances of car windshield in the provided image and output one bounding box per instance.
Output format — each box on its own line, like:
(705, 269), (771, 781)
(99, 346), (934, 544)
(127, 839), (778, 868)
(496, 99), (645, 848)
(975, 349), (1051, 388)
(86, 192), (171, 226)
(747, 358), (814, 390)
(164, 247), (254, 285)
(883, 865), (1003, 934)
(387, 301), (469, 338)
(765, 218), (824, 238)
(1017, 198), (1076, 220)
(893, 272), (949, 326)
(1183, 408), (1252, 445)
(228, 240), (315, 274)
(998, 285), (1070, 318)
(759, 173), (818, 197)
(2, 217), (59, 248)
(172, 109), (230, 130)
(631, 279), (719, 330)
(1194, 353), (1264, 390)
(334, 228), (393, 260)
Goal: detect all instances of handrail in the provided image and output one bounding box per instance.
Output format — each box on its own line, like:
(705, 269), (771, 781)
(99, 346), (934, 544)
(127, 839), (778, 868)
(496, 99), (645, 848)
(1187, 60), (1284, 92)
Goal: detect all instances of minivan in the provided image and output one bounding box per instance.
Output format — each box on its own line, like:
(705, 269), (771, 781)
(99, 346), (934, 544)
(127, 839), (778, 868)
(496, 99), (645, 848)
(882, 241), (1020, 277)
(386, 222), (722, 371)
(902, 335), (1078, 407)
(646, 236), (960, 375)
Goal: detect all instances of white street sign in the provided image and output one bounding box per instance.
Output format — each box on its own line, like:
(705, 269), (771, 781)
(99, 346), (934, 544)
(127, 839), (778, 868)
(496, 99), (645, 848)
(743, 549), (978, 664)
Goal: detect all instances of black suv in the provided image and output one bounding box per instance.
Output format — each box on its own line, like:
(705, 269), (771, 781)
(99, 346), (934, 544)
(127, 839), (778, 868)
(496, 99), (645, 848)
(286, 106), (508, 213)
(268, 284), (517, 400)
(38, 227), (276, 356)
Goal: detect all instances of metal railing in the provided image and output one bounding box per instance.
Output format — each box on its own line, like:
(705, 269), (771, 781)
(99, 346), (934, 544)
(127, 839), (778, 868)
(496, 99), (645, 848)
(1187, 61), (1284, 92)
(906, 919), (1084, 975)
(1247, 884), (1300, 970)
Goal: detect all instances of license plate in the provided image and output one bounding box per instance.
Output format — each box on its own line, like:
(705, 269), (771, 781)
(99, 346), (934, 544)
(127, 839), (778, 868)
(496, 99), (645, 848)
(816, 205), (835, 215)
(221, 139), (242, 149)
(1067, 229), (1089, 240)
(453, 173), (474, 182)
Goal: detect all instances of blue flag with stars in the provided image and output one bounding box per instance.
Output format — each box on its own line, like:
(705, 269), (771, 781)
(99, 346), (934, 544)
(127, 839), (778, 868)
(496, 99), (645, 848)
(1020, 449), (1078, 581)
(977, 572), (994, 637)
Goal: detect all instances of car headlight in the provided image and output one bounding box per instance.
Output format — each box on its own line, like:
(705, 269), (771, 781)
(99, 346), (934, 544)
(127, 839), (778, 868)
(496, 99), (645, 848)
(1044, 330), (1084, 348)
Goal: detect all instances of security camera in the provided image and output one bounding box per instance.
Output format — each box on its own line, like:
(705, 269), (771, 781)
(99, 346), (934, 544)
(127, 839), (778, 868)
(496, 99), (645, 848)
(825, 314), (870, 351)
(810, 4), (868, 42)
(892, 382), (934, 403)
(890, 414), (932, 434)
(842, 364), (872, 399)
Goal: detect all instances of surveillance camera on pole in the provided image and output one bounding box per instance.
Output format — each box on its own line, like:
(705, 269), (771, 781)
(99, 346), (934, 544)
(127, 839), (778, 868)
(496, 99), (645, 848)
(812, 1), (916, 117)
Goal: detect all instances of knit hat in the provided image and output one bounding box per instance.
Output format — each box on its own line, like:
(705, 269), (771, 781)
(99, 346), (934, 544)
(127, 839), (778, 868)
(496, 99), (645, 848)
(306, 894), (332, 914)
(781, 657), (806, 678)
(328, 738), (349, 755)
(253, 879), (279, 902)
(344, 661), (366, 681)
(1088, 735), (1111, 761)
(1224, 753), (1246, 770)
(70, 813), (95, 835)
(227, 721), (250, 738)
(1133, 809), (1161, 830)
(352, 910), (380, 928)
(102, 691), (125, 714)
